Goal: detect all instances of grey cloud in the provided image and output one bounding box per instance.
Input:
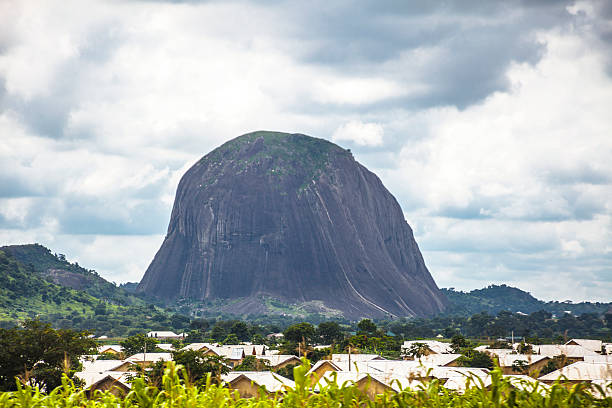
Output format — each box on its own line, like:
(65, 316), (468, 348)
(279, 0), (573, 108)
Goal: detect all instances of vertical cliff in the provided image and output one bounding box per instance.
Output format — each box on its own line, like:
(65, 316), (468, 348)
(138, 131), (447, 318)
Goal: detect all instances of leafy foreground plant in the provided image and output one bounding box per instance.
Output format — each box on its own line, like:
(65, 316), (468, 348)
(1, 360), (611, 407)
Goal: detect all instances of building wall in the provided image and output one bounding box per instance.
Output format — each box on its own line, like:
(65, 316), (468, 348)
(229, 377), (268, 399)
(356, 378), (394, 400)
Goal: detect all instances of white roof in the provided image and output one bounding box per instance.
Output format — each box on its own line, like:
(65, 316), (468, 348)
(256, 355), (301, 367)
(204, 345), (267, 359)
(222, 371), (295, 392)
(533, 345), (599, 358)
(181, 342), (213, 352)
(97, 345), (123, 353)
(147, 331), (179, 337)
(156, 343), (174, 351)
(538, 362), (612, 381)
(482, 349), (516, 357)
(314, 371), (424, 392)
(125, 353), (173, 363)
(74, 371), (133, 390)
(444, 374), (548, 394)
(331, 354), (385, 362)
(495, 354), (549, 367)
(565, 339), (603, 353)
(80, 359), (131, 372)
(418, 354), (462, 366)
(584, 355), (612, 364)
(354, 360), (489, 380)
(402, 340), (453, 354)
(308, 359), (344, 374)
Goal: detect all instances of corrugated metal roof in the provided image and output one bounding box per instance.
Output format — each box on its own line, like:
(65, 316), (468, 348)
(533, 345), (599, 358)
(331, 354), (386, 362)
(256, 355), (301, 367)
(538, 362), (612, 381)
(125, 352), (172, 362)
(565, 339), (603, 353)
(81, 359), (132, 372)
(222, 371), (295, 392)
(495, 354), (548, 367)
(402, 341), (453, 354)
(74, 371), (133, 390)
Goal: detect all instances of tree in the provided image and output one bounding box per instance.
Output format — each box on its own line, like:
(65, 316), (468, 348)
(317, 322), (344, 344)
(456, 350), (494, 369)
(230, 321), (250, 341)
(405, 342), (430, 361)
(283, 323), (315, 344)
(120, 334), (161, 357)
(357, 319), (377, 335)
(233, 355), (271, 371)
(450, 333), (470, 353)
(222, 333), (240, 345)
(0, 320), (97, 391)
(190, 318), (209, 331)
(517, 341), (533, 354)
(251, 334), (266, 345)
(511, 359), (529, 374)
(143, 351), (229, 386)
(210, 325), (227, 342)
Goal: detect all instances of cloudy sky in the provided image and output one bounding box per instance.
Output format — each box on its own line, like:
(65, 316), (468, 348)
(1, 0), (611, 302)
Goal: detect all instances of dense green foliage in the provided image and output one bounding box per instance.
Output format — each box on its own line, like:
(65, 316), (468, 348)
(443, 285), (611, 316)
(2, 244), (144, 306)
(0, 247), (191, 336)
(0, 320), (96, 391)
(143, 351), (230, 387)
(0, 360), (610, 407)
(1, 244), (610, 345)
(382, 310), (612, 342)
(119, 334), (165, 356)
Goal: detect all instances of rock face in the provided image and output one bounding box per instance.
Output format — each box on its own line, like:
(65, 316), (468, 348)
(138, 131), (447, 318)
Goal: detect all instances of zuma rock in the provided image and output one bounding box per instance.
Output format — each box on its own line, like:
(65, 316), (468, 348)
(138, 131), (447, 318)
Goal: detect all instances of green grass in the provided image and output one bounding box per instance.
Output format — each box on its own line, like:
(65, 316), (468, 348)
(1, 360), (610, 407)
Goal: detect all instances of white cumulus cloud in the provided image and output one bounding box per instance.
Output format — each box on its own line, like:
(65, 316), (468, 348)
(332, 120), (384, 146)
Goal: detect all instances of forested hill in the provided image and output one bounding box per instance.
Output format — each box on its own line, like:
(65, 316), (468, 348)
(442, 285), (611, 316)
(0, 246), (191, 335)
(1, 244), (143, 307)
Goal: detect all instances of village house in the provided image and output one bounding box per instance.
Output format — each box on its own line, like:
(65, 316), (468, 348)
(146, 331), (186, 340)
(565, 339), (604, 354)
(74, 371), (132, 397)
(80, 359), (135, 373)
(402, 340), (453, 356)
(494, 354), (550, 376)
(125, 352), (173, 367)
(222, 372), (295, 398)
(256, 354), (301, 370)
(97, 345), (123, 355)
(314, 371), (419, 400)
(415, 353), (461, 367)
(532, 345), (599, 364)
(538, 361), (612, 386)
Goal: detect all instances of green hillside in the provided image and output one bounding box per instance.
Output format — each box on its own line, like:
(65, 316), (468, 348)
(0, 245), (190, 336)
(442, 284), (611, 316)
(1, 244), (143, 306)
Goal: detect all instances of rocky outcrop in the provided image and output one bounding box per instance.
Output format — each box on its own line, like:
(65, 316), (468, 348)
(138, 131), (447, 318)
